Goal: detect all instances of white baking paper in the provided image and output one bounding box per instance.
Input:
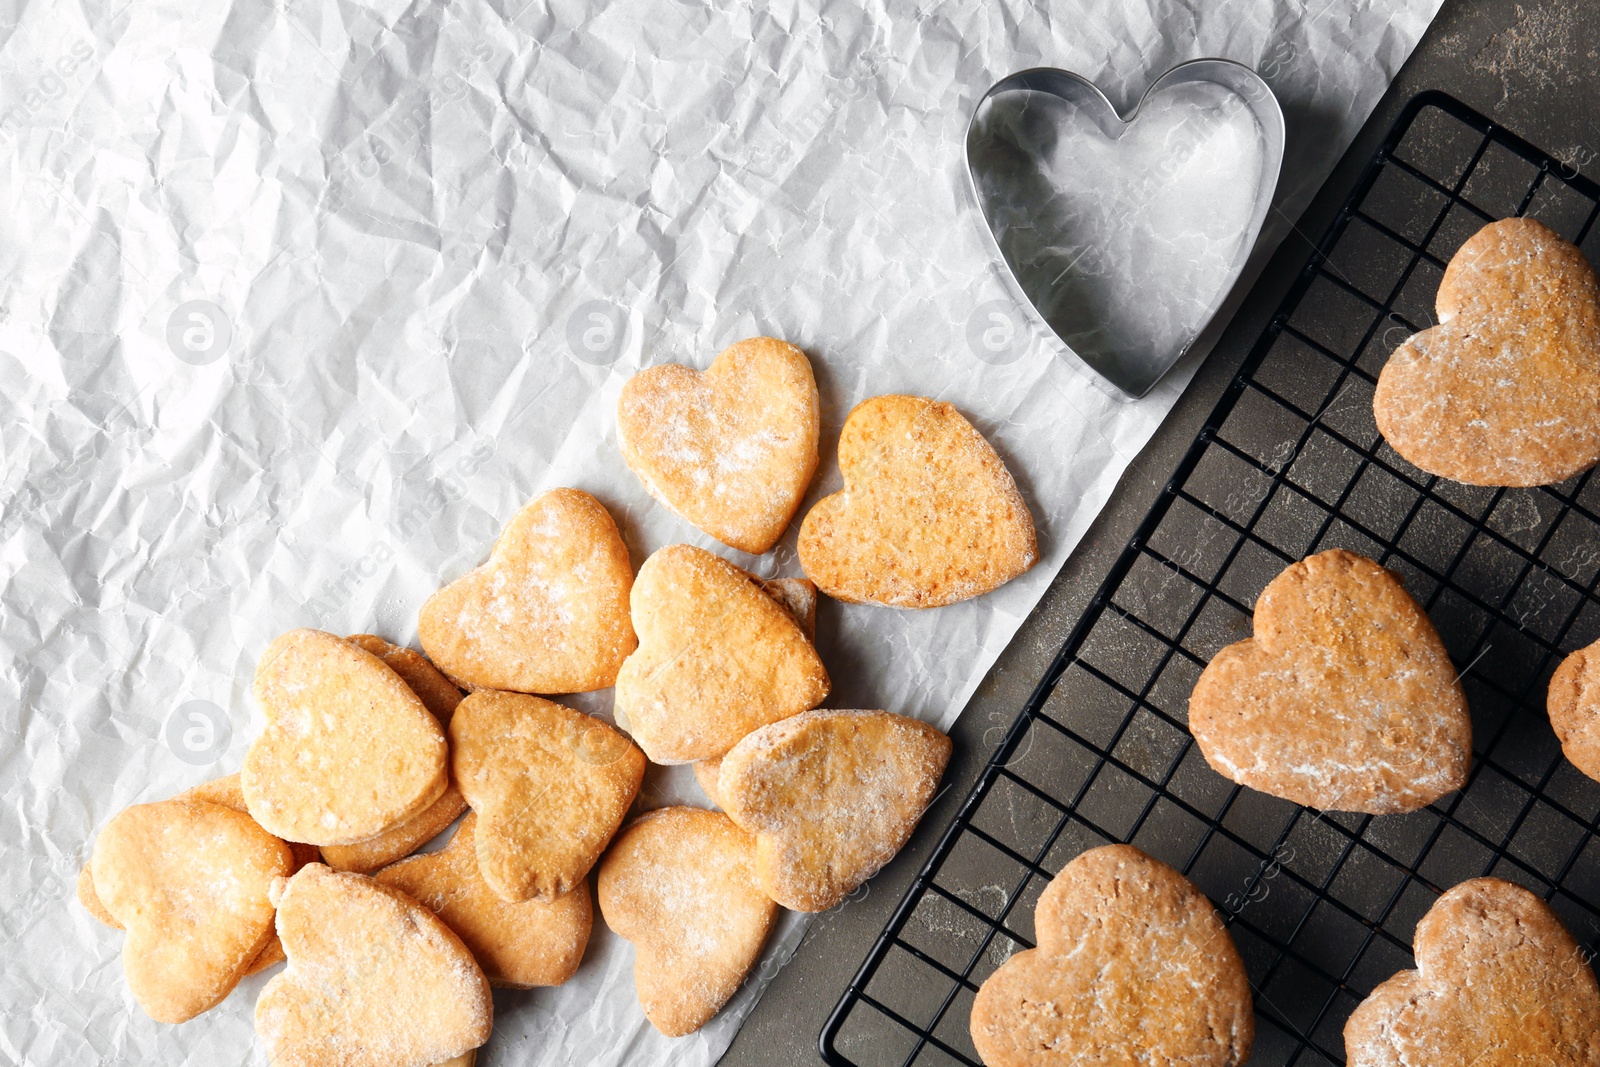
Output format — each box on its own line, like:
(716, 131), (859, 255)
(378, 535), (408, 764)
(1, 1), (1441, 1064)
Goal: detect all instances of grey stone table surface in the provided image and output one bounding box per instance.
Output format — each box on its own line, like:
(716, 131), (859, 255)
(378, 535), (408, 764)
(720, 0), (1600, 1064)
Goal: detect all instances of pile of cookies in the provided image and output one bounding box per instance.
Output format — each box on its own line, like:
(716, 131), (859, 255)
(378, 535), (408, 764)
(969, 217), (1600, 1067)
(80, 338), (1039, 1062)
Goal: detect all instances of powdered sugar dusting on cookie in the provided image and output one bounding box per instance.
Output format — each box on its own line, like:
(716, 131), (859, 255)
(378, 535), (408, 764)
(255, 864), (491, 1067)
(242, 629), (449, 846)
(92, 798), (292, 1024)
(971, 845), (1253, 1067)
(718, 709), (951, 911)
(596, 807), (778, 1037)
(613, 544), (830, 763)
(1344, 877), (1600, 1067)
(449, 690), (645, 903)
(1375, 217), (1600, 487)
(418, 488), (636, 695)
(1189, 550), (1471, 814)
(798, 395), (1037, 608)
(617, 337), (820, 554)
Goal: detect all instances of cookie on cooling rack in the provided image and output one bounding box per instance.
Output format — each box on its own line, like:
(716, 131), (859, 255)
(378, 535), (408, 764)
(1547, 636), (1600, 783)
(1188, 549), (1471, 814)
(971, 844), (1253, 1067)
(1345, 877), (1600, 1067)
(1374, 217), (1600, 487)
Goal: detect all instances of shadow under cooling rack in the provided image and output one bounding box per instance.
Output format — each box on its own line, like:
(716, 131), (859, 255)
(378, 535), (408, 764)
(820, 91), (1600, 1067)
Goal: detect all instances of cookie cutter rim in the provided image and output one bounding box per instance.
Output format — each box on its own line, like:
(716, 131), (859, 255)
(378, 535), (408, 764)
(964, 58), (1287, 399)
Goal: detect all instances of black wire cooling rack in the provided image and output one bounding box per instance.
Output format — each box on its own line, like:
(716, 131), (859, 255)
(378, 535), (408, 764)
(819, 91), (1600, 1067)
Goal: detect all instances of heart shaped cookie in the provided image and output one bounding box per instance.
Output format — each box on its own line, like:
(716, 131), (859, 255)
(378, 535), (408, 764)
(243, 629), (448, 845)
(375, 812), (592, 988)
(1547, 637), (1600, 783)
(797, 395), (1037, 608)
(618, 336), (820, 554)
(255, 863), (491, 1067)
(692, 576), (819, 802)
(179, 773), (318, 973)
(419, 488), (636, 694)
(450, 689), (645, 902)
(81, 776), (315, 977)
(90, 798), (293, 1023)
(321, 636), (469, 873)
(614, 544), (830, 763)
(971, 844), (1253, 1067)
(1345, 877), (1600, 1066)
(1189, 549), (1471, 814)
(597, 807), (778, 1037)
(1374, 217), (1600, 486)
(718, 710), (951, 911)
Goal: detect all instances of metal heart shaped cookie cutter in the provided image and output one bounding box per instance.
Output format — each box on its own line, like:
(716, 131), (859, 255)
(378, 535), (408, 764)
(966, 59), (1285, 398)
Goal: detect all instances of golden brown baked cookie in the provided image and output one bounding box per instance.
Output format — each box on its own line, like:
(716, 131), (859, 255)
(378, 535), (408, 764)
(243, 629), (448, 846)
(614, 544), (829, 763)
(718, 710), (951, 911)
(761, 576), (818, 641)
(77, 861), (118, 926)
(971, 844), (1253, 1067)
(243, 931), (288, 974)
(1548, 638), (1600, 783)
(375, 813), (591, 988)
(317, 791), (466, 876)
(91, 798), (293, 1023)
(418, 488), (637, 694)
(179, 773), (323, 870)
(80, 858), (291, 975)
(81, 775), (313, 977)
(597, 807), (778, 1037)
(347, 634), (465, 726)
(321, 636), (469, 874)
(450, 690), (645, 902)
(797, 395), (1037, 608)
(255, 863), (492, 1067)
(177, 773), (316, 973)
(617, 336), (820, 554)
(1345, 877), (1600, 1067)
(693, 757), (728, 809)
(692, 576), (820, 802)
(1374, 217), (1600, 487)
(1189, 549), (1471, 814)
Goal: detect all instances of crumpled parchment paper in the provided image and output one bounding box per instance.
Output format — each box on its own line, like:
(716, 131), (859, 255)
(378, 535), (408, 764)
(0, 0), (1441, 1063)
